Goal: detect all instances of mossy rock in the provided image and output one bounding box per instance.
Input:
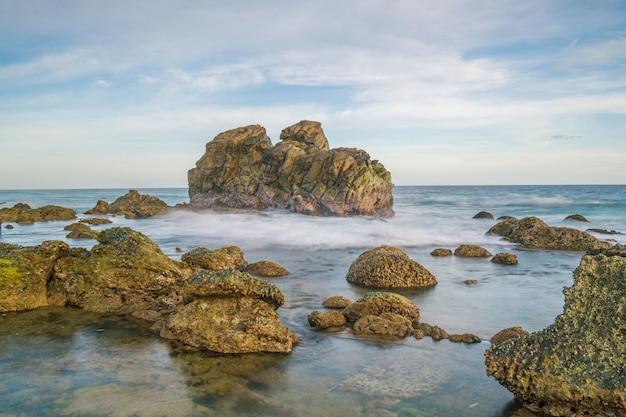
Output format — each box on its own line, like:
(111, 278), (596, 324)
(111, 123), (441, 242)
(430, 248), (452, 257)
(353, 313), (413, 337)
(322, 295), (352, 308)
(307, 310), (347, 328)
(454, 244), (492, 257)
(182, 246), (247, 271)
(346, 245), (437, 288)
(491, 253), (518, 265)
(342, 292), (420, 323)
(564, 214), (589, 222)
(244, 260), (289, 277)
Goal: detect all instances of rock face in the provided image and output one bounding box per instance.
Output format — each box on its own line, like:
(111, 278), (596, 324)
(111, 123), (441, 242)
(346, 245), (437, 288)
(188, 121), (394, 217)
(488, 216), (611, 251)
(161, 269), (298, 353)
(0, 204), (76, 224)
(485, 247), (626, 416)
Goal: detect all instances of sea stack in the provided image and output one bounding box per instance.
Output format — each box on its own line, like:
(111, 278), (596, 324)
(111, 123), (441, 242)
(187, 120), (394, 217)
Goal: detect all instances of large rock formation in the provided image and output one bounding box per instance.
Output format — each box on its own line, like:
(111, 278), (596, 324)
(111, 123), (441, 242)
(1, 227), (297, 354)
(485, 245), (626, 416)
(188, 121), (394, 217)
(346, 245), (437, 288)
(488, 216), (612, 251)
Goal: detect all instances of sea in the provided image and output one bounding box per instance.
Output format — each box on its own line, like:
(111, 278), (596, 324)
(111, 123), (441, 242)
(0, 185), (624, 417)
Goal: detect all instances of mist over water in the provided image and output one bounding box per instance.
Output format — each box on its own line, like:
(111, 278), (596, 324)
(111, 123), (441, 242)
(1, 185), (625, 416)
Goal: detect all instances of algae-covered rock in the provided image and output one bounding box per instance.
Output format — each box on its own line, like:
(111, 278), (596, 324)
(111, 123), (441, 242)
(64, 222), (99, 239)
(343, 292), (420, 323)
(352, 312), (413, 337)
(454, 244), (492, 257)
(0, 241), (69, 312)
(485, 247), (626, 416)
(564, 214), (589, 222)
(243, 260), (289, 277)
(107, 189), (169, 218)
(307, 310), (347, 329)
(182, 269), (284, 308)
(491, 252), (518, 265)
(322, 295), (352, 308)
(48, 227), (189, 315)
(182, 246), (247, 271)
(430, 248), (452, 257)
(188, 121), (394, 217)
(489, 326), (529, 346)
(488, 216), (611, 251)
(85, 200), (109, 215)
(346, 245), (437, 288)
(473, 211), (494, 219)
(0, 204), (76, 224)
(162, 269), (297, 353)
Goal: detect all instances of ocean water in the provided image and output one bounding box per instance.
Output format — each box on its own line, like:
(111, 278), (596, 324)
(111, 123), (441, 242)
(0, 185), (624, 416)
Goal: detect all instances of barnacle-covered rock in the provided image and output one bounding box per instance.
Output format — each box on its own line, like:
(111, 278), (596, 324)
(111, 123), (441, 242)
(485, 247), (626, 416)
(342, 292), (420, 323)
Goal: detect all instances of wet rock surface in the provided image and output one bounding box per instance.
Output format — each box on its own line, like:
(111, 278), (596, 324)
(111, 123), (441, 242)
(488, 216), (612, 251)
(454, 244), (493, 257)
(0, 203), (76, 224)
(485, 246), (626, 416)
(346, 245), (437, 288)
(188, 121), (394, 217)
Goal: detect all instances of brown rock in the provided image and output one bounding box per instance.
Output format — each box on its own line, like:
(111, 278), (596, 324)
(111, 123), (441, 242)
(430, 248), (452, 257)
(342, 292), (420, 323)
(464, 279), (478, 285)
(322, 295), (353, 309)
(79, 218), (112, 225)
(488, 216), (611, 251)
(491, 252), (518, 265)
(346, 245), (437, 288)
(85, 200), (109, 215)
(454, 244), (493, 257)
(352, 313), (413, 337)
(188, 121), (394, 217)
(0, 204), (76, 224)
(307, 310), (347, 328)
(473, 211), (494, 219)
(181, 246), (247, 271)
(107, 190), (169, 218)
(244, 260), (289, 277)
(564, 213), (589, 222)
(448, 333), (481, 343)
(489, 326), (530, 346)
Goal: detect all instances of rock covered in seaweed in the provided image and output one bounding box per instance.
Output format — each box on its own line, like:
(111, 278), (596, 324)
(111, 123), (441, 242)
(0, 203), (76, 224)
(487, 216), (611, 251)
(346, 245), (437, 288)
(187, 120), (394, 217)
(0, 241), (69, 312)
(485, 246), (626, 416)
(161, 269), (297, 353)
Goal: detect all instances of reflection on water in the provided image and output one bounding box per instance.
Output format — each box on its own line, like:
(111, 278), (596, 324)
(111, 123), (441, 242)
(0, 306), (525, 417)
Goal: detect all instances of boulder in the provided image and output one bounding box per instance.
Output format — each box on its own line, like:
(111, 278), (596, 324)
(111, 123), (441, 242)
(342, 292), (420, 323)
(85, 200), (109, 215)
(430, 248), (452, 257)
(491, 252), (518, 265)
(64, 222), (99, 239)
(188, 121), (394, 217)
(181, 246), (247, 272)
(564, 214), (589, 222)
(161, 269), (297, 353)
(0, 241), (69, 312)
(346, 245), (437, 288)
(307, 310), (347, 329)
(417, 323), (449, 340)
(48, 227), (190, 315)
(0, 204), (76, 224)
(107, 190), (169, 218)
(488, 216), (612, 251)
(322, 295), (353, 309)
(448, 333), (482, 344)
(243, 260), (289, 277)
(485, 246), (626, 416)
(454, 244), (492, 257)
(352, 313), (413, 337)
(473, 211), (494, 219)
(489, 326), (530, 346)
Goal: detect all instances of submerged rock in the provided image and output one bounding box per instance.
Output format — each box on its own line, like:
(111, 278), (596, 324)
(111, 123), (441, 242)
(473, 211), (494, 219)
(0, 204), (76, 224)
(346, 245), (437, 288)
(564, 213), (589, 222)
(491, 252), (518, 265)
(488, 216), (611, 251)
(485, 247), (626, 416)
(188, 121), (394, 217)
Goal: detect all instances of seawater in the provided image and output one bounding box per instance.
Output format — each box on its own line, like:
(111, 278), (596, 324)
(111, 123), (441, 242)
(0, 185), (625, 416)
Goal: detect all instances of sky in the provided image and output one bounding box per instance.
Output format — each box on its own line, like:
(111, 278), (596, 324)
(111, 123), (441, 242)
(1, 0), (625, 189)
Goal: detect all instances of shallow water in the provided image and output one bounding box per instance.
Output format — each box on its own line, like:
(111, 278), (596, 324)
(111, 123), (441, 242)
(1, 185), (625, 416)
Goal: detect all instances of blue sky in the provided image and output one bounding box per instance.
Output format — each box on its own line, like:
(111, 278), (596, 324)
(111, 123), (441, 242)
(1, 0), (625, 188)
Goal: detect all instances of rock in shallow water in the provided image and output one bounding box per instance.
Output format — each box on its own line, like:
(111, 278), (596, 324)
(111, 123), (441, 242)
(485, 247), (626, 416)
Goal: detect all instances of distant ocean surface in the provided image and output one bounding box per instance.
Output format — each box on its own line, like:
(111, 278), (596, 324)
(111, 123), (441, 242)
(1, 185), (625, 416)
